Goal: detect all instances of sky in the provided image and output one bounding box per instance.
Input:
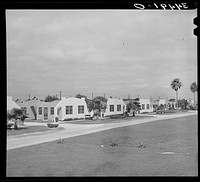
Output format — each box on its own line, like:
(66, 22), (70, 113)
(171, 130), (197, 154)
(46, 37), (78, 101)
(6, 10), (197, 101)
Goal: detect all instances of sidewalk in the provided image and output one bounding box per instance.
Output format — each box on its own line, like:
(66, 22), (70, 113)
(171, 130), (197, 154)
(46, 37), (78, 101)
(7, 112), (197, 150)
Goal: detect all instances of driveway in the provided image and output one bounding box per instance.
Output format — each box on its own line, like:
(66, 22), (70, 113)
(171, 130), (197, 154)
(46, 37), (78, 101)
(7, 111), (197, 150)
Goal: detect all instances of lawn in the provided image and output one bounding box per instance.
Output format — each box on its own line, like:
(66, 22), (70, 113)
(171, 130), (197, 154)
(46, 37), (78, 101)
(7, 125), (64, 136)
(66, 115), (154, 125)
(7, 115), (198, 176)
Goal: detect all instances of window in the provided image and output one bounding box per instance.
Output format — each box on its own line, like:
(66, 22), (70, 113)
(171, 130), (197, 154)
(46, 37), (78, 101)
(50, 107), (54, 115)
(142, 104), (145, 110)
(78, 105), (84, 114)
(147, 104), (150, 109)
(66, 106), (73, 114)
(110, 105), (114, 112)
(38, 107), (42, 115)
(117, 105), (121, 111)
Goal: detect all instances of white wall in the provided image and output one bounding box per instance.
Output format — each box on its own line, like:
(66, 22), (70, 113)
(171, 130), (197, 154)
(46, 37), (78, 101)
(18, 100), (43, 120)
(7, 96), (21, 111)
(37, 100), (60, 121)
(159, 99), (166, 105)
(54, 97), (89, 120)
(139, 99), (153, 113)
(104, 98), (126, 116)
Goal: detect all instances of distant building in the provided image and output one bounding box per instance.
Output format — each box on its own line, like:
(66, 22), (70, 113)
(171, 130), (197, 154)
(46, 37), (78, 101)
(7, 96), (21, 111)
(166, 98), (176, 109)
(139, 99), (153, 113)
(152, 99), (166, 111)
(187, 99), (195, 108)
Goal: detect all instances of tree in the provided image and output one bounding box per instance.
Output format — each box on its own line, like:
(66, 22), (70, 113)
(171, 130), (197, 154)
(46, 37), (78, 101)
(126, 98), (141, 116)
(44, 95), (59, 102)
(177, 99), (188, 110)
(190, 82), (198, 108)
(170, 78), (182, 109)
(92, 96), (107, 116)
(75, 94), (90, 104)
(87, 100), (95, 112)
(7, 108), (28, 129)
(75, 94), (87, 100)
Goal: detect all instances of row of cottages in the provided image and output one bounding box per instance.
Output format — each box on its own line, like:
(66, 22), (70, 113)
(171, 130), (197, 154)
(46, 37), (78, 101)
(54, 97), (127, 120)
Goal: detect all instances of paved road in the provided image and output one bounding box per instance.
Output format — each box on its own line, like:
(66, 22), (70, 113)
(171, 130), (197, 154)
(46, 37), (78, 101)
(7, 111), (197, 150)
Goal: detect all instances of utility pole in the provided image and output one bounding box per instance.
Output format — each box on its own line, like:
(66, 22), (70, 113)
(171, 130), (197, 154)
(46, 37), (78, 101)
(104, 93), (105, 98)
(59, 91), (62, 100)
(28, 93), (30, 100)
(92, 92), (93, 100)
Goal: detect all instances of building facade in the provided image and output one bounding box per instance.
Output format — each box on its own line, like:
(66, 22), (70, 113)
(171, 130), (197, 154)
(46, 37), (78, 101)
(139, 99), (153, 113)
(54, 97), (89, 121)
(17, 99), (60, 121)
(104, 98), (126, 117)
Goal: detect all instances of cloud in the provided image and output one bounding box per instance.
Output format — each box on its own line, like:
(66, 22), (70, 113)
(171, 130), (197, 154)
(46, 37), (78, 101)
(6, 10), (197, 100)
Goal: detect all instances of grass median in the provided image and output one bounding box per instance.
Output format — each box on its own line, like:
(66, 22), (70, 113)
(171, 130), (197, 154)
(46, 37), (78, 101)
(7, 115), (198, 176)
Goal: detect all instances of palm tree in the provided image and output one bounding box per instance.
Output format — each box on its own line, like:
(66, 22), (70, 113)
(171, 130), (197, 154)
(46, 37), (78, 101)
(190, 82), (198, 108)
(170, 78), (182, 109)
(126, 98), (141, 116)
(93, 96), (107, 117)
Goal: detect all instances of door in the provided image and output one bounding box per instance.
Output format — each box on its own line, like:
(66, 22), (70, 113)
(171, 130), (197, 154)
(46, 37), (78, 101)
(44, 107), (48, 120)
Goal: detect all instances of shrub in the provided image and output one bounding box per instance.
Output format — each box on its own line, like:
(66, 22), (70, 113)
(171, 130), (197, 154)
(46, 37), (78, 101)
(109, 114), (126, 119)
(63, 118), (72, 121)
(55, 117), (59, 122)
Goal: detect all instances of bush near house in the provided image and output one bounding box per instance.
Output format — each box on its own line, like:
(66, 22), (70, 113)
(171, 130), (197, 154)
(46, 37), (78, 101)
(109, 114), (126, 119)
(7, 108), (29, 130)
(126, 98), (141, 116)
(63, 118), (85, 121)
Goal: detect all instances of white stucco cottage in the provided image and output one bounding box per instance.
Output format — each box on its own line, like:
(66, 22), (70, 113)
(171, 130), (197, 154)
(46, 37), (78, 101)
(104, 98), (126, 117)
(139, 98), (153, 113)
(54, 97), (89, 121)
(17, 99), (60, 121)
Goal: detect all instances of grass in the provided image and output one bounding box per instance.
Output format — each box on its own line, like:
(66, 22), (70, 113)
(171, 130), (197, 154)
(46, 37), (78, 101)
(7, 115), (198, 176)
(141, 110), (189, 115)
(66, 115), (154, 125)
(7, 125), (63, 136)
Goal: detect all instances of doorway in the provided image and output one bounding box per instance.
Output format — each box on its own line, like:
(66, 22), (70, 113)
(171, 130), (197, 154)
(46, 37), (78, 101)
(44, 107), (48, 120)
